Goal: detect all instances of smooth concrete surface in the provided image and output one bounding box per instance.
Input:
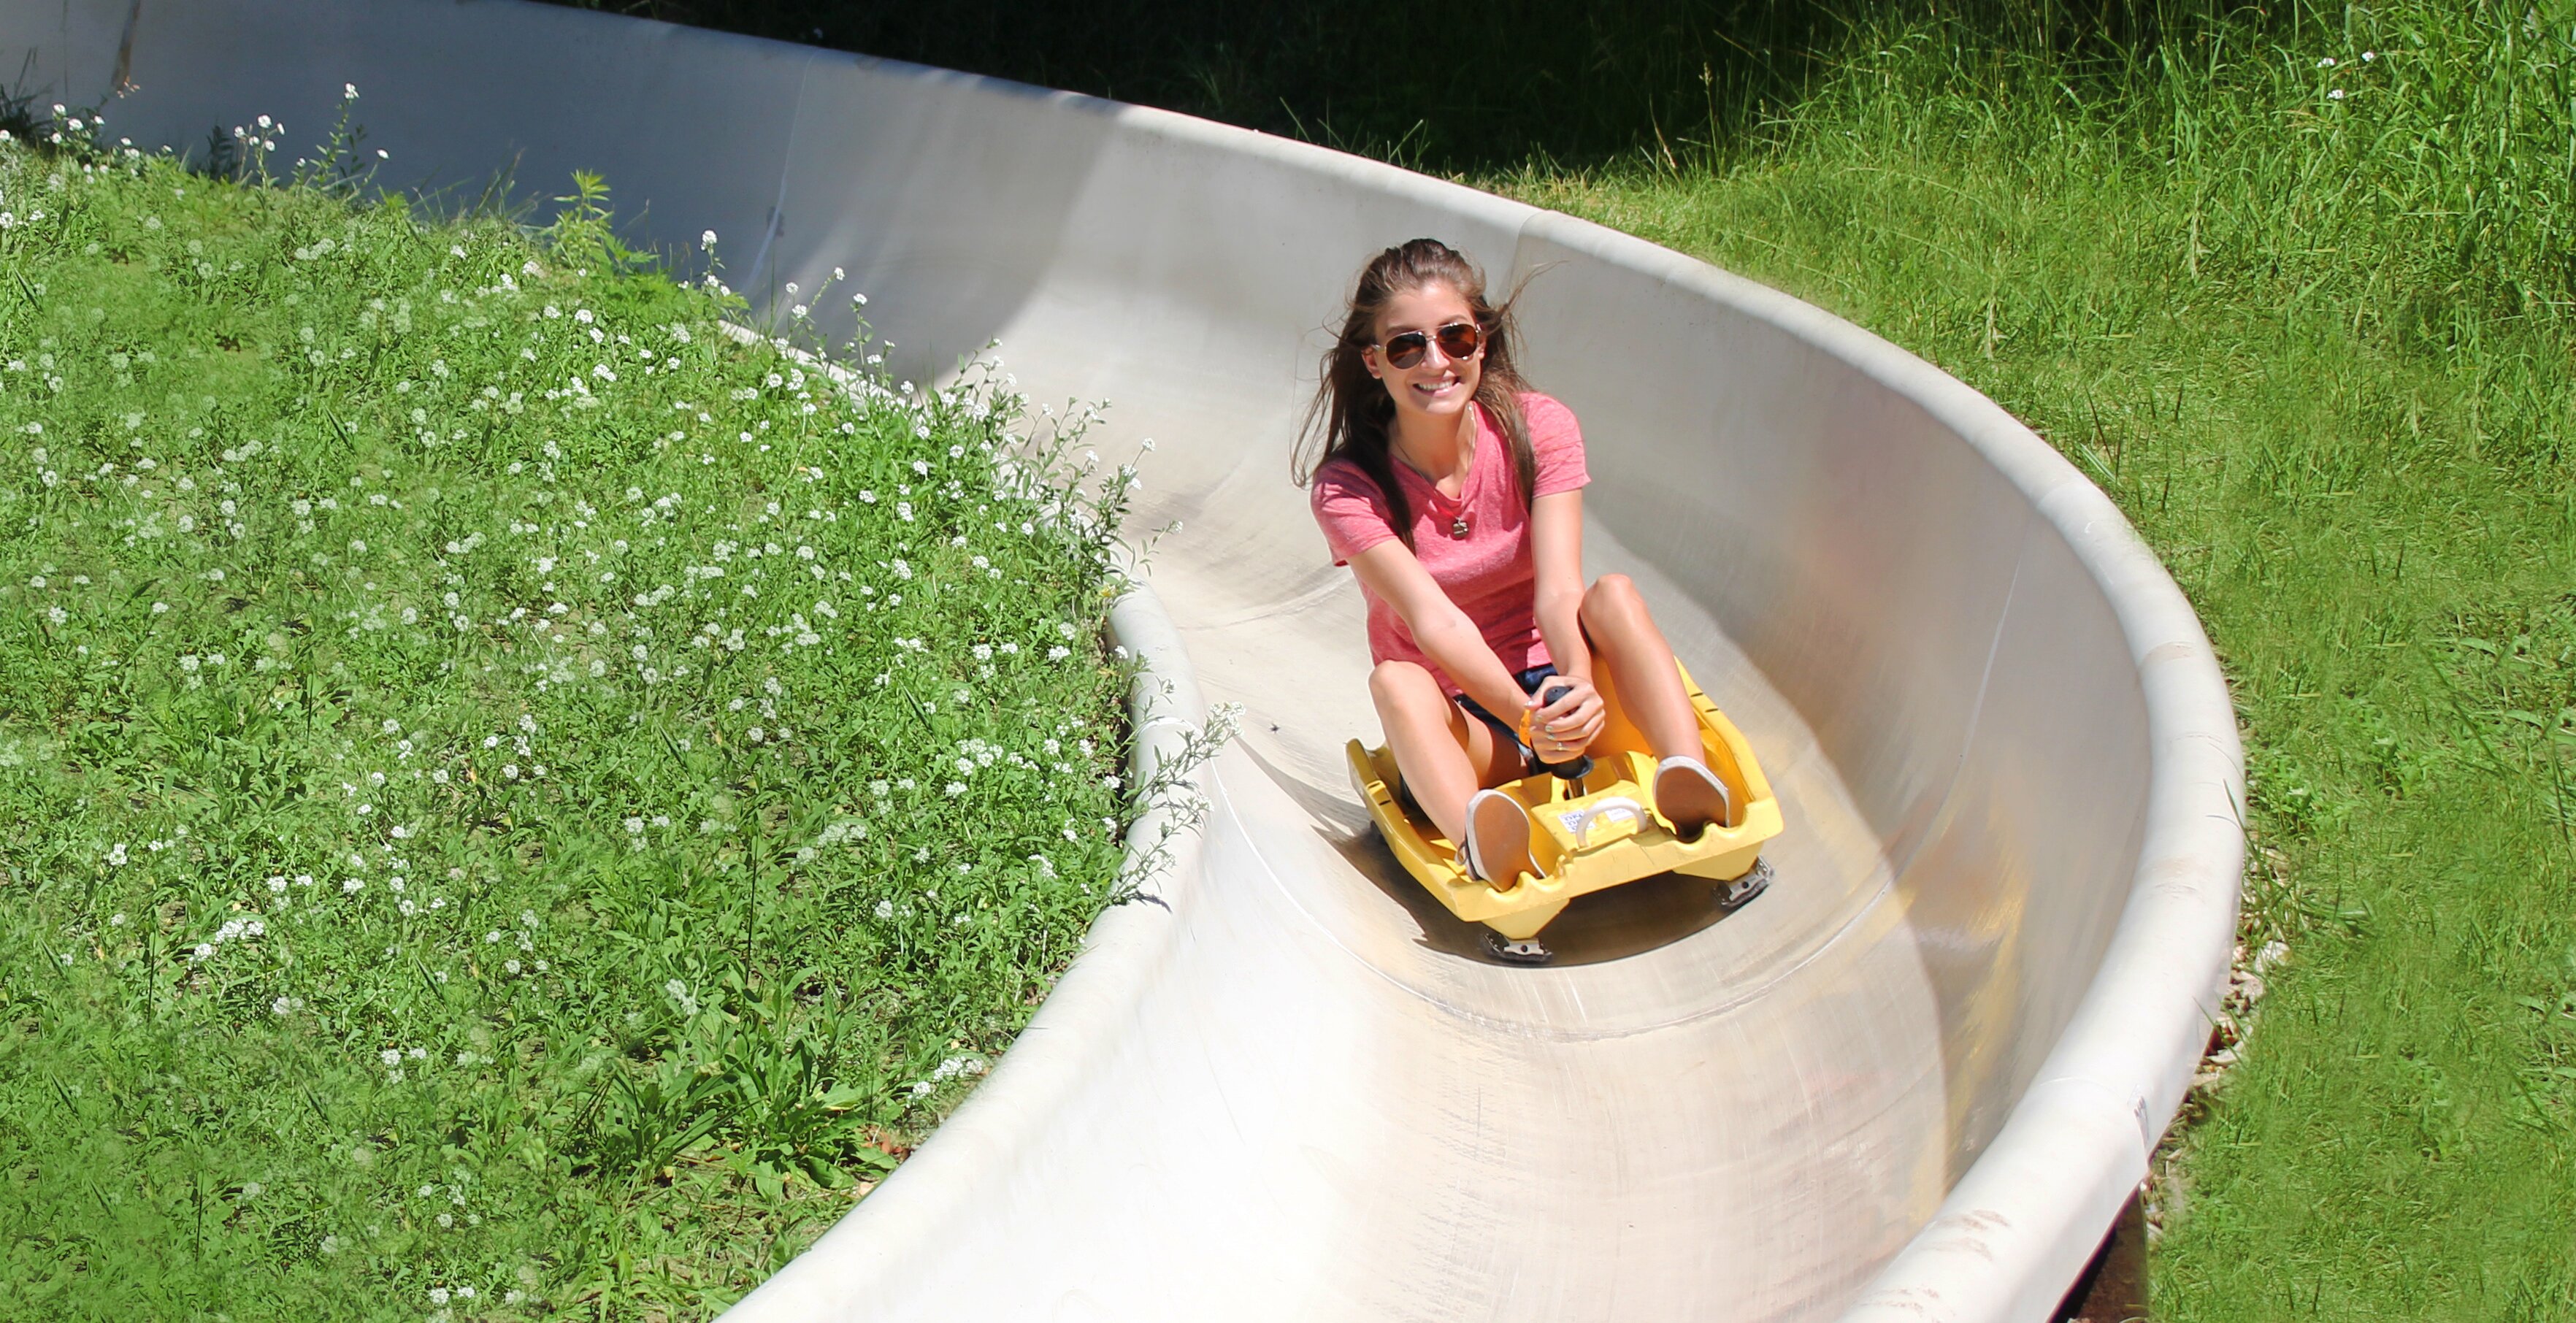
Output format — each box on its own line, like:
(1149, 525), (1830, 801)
(1, 4), (2246, 1319)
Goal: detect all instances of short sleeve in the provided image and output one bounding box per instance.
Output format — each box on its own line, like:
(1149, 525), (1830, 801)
(1311, 459), (1400, 566)
(1522, 392), (1589, 496)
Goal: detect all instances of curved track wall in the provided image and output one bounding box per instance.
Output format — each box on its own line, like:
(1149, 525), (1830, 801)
(0, 3), (2245, 1319)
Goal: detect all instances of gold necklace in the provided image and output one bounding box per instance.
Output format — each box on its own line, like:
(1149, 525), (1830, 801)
(1391, 430), (1473, 540)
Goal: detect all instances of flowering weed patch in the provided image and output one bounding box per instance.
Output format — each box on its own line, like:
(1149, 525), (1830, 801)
(0, 110), (1143, 1317)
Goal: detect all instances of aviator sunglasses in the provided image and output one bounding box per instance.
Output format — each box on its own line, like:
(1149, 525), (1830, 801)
(1374, 320), (1484, 369)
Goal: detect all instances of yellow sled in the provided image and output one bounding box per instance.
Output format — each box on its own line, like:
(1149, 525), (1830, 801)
(1345, 660), (1782, 942)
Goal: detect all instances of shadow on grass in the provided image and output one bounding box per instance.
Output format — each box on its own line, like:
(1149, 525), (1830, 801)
(534, 0), (2216, 175)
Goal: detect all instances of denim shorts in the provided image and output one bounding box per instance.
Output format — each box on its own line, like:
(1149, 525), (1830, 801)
(1456, 664), (1588, 778)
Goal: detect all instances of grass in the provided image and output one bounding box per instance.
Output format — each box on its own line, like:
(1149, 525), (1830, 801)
(1483, 7), (2576, 1317)
(0, 108), (1154, 1318)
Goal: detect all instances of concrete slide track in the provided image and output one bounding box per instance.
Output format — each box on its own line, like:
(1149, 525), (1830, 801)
(3, 3), (2245, 1319)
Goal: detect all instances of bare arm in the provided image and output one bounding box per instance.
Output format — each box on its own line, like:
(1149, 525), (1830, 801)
(1346, 539), (1532, 723)
(1530, 489), (1590, 683)
(1527, 488), (1607, 748)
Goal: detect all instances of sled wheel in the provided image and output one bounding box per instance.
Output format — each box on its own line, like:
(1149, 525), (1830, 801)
(1481, 930), (1554, 965)
(1717, 857), (1774, 910)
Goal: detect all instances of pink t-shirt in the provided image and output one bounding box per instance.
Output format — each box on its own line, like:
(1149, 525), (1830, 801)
(1310, 391), (1590, 697)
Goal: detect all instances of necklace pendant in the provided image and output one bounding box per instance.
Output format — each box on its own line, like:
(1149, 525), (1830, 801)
(1449, 515), (1470, 539)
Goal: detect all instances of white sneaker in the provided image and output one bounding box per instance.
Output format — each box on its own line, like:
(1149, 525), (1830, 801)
(1460, 788), (1538, 889)
(1655, 756), (1736, 841)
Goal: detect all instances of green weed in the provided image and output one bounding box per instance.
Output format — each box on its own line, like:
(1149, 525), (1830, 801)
(0, 107), (1151, 1318)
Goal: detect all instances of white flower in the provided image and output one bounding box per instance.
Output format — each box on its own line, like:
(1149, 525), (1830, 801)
(380, 1049), (402, 1067)
(2328, 88), (2346, 100)
(703, 229), (718, 248)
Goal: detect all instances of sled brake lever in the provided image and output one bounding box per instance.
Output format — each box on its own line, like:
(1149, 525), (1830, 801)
(1537, 681), (1594, 783)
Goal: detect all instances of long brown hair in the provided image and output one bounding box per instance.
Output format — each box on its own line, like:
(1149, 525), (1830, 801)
(1295, 239), (1536, 549)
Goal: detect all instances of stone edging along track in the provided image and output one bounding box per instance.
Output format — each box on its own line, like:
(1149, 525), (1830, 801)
(1, 1), (2246, 1319)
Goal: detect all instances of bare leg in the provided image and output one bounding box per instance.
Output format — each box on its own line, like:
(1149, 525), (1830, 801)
(1577, 574), (1699, 760)
(1370, 660), (1522, 848)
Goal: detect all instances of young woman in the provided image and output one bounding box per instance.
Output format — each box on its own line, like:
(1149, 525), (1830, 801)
(1300, 238), (1738, 916)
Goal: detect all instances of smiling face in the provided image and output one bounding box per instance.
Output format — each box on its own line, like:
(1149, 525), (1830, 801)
(1364, 280), (1483, 427)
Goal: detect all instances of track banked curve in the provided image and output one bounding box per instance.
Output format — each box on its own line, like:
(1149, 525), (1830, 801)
(0, 2), (2246, 1319)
